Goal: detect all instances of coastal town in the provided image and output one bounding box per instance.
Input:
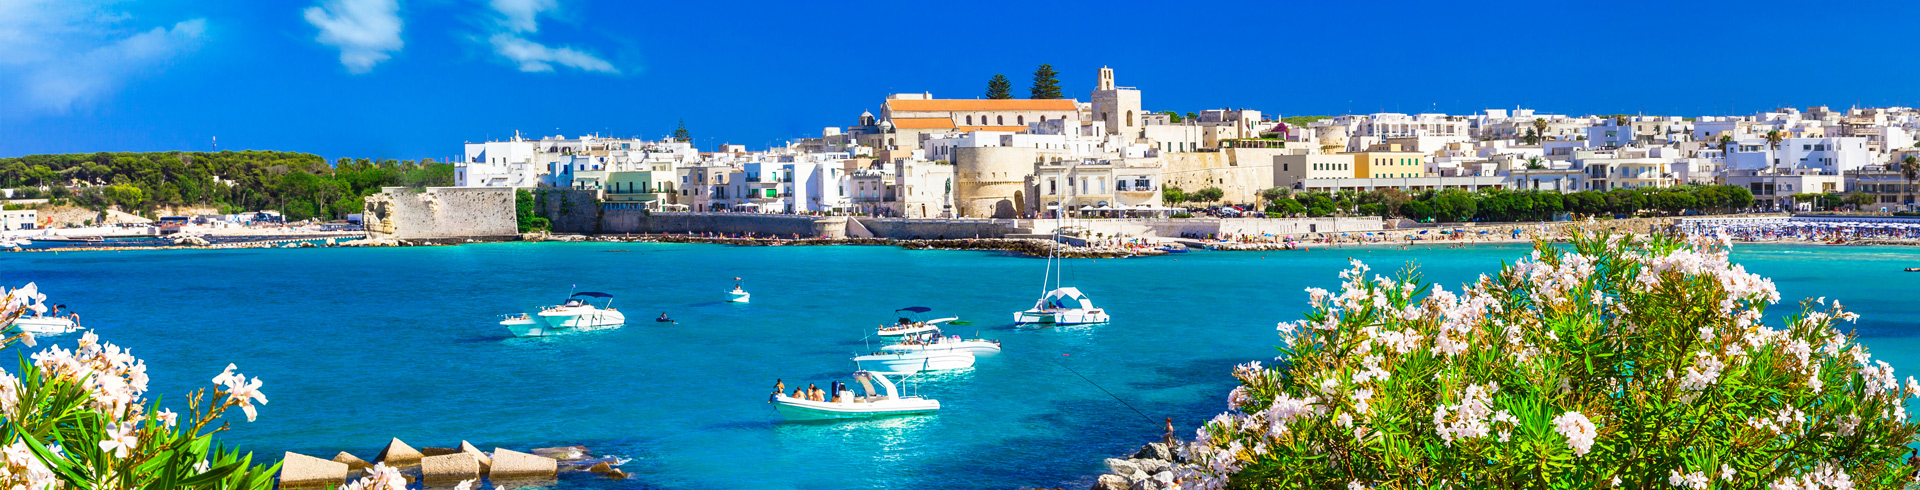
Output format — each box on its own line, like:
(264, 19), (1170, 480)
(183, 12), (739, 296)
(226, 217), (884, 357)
(9, 66), (1920, 252)
(13, 0), (1920, 486)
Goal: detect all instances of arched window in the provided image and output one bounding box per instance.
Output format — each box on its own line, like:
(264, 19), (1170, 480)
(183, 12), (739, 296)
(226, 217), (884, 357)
(1126, 111), (1134, 127)
(965, 115), (973, 125)
(1018, 116), (1025, 125)
(997, 115), (1004, 125)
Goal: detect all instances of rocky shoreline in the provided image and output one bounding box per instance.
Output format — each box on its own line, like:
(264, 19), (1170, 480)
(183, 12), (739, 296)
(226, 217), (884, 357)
(1088, 441), (1185, 490)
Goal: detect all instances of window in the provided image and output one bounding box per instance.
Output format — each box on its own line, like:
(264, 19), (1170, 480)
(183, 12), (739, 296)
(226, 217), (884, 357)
(966, 115), (973, 125)
(997, 115), (1004, 125)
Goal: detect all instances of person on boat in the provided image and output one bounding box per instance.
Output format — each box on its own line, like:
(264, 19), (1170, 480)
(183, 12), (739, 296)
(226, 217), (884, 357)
(657, 312), (672, 322)
(774, 378), (785, 396)
(792, 387), (807, 399)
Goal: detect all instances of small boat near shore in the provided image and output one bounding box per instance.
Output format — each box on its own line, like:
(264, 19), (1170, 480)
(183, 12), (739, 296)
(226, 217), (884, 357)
(727, 277), (750, 303)
(1906, 267), (1920, 272)
(853, 349), (975, 374)
(769, 371), (939, 420)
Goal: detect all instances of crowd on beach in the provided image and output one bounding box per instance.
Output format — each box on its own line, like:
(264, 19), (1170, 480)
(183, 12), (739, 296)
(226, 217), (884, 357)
(1692, 220), (1920, 244)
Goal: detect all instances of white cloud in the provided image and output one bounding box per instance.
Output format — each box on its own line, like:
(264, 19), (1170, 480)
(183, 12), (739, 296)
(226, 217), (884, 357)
(488, 33), (614, 73)
(0, 1), (208, 114)
(303, 0), (404, 74)
(482, 0), (616, 74)
(489, 0), (553, 34)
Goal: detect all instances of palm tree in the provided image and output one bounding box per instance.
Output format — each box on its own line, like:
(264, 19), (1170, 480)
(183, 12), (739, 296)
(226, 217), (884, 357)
(1531, 118), (1549, 142)
(1902, 154), (1919, 211)
(1764, 130), (1784, 152)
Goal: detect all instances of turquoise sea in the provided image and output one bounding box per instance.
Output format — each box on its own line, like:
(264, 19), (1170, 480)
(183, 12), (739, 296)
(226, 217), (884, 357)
(4, 242), (1919, 489)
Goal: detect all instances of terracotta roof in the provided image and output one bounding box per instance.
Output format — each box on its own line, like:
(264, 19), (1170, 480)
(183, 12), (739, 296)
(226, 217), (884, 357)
(957, 126), (1031, 132)
(889, 118), (955, 130)
(886, 99), (1077, 112)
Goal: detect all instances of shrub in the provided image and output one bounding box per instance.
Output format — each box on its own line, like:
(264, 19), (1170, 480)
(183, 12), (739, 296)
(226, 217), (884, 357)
(1175, 227), (1920, 489)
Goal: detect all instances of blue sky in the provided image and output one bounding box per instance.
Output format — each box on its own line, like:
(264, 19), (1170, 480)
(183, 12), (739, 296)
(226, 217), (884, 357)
(4, 0), (1919, 162)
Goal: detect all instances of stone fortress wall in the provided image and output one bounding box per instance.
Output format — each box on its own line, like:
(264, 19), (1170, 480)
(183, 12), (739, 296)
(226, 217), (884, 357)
(363, 187), (517, 239)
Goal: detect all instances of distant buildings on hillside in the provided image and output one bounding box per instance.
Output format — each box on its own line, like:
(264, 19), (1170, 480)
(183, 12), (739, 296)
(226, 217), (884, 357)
(450, 67), (1920, 216)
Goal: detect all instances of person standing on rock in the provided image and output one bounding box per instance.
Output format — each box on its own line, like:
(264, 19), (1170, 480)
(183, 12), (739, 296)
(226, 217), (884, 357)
(1163, 417), (1175, 446)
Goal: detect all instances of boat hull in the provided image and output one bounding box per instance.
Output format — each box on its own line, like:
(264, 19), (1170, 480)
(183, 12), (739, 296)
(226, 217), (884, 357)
(770, 396), (939, 420)
(881, 341), (1001, 356)
(853, 351), (975, 374)
(538, 309), (626, 329)
(502, 319), (548, 337)
(1013, 309), (1109, 325)
(10, 317), (79, 335)
(727, 291), (751, 303)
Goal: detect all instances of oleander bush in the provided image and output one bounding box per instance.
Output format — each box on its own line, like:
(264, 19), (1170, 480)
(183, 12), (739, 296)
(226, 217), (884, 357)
(0, 284), (279, 490)
(1177, 227), (1920, 489)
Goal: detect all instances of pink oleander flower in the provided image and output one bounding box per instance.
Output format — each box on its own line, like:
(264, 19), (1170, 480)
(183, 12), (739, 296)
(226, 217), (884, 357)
(1552, 411), (1596, 456)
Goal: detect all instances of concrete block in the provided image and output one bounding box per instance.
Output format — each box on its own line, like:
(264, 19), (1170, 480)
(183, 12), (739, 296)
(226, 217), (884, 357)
(419, 453), (480, 482)
(374, 438), (424, 466)
(278, 452), (348, 487)
(331, 451), (370, 470)
(489, 448), (557, 479)
(459, 441), (491, 472)
(420, 447), (461, 457)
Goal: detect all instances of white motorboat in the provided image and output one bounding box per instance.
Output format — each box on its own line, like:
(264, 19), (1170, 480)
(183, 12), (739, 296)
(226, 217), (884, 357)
(726, 278), (750, 303)
(853, 349), (975, 374)
(1013, 287), (1110, 325)
(3, 284), (80, 335)
(500, 291), (625, 337)
(10, 314), (80, 335)
(874, 306), (959, 337)
(1013, 218), (1112, 326)
(769, 371), (939, 420)
(882, 330), (1001, 356)
(536, 291), (626, 329)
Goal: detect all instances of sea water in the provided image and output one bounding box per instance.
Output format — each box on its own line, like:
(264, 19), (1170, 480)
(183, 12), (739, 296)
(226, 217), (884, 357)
(3, 242), (1917, 489)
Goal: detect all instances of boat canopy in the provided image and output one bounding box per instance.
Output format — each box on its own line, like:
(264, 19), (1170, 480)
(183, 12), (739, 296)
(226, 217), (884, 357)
(854, 371), (902, 399)
(895, 306), (932, 313)
(572, 292), (613, 298)
(1039, 287), (1094, 309)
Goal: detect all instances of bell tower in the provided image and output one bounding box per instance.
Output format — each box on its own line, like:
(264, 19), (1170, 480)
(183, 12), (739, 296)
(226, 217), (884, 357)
(1090, 66), (1141, 139)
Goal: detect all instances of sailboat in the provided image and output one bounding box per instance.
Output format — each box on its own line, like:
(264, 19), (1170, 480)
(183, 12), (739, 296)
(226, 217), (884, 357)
(1012, 214), (1110, 326)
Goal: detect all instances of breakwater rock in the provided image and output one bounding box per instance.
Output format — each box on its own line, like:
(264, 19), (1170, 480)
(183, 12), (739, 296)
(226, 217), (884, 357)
(1086, 442), (1185, 490)
(279, 438), (627, 488)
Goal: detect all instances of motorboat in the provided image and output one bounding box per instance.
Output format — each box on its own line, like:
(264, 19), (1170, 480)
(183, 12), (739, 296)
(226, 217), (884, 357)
(1014, 287), (1110, 325)
(3, 285), (80, 335)
(875, 307), (959, 337)
(853, 349), (975, 374)
(726, 278), (750, 303)
(501, 291), (625, 337)
(11, 313), (80, 335)
(770, 371), (939, 420)
(537, 292), (625, 329)
(881, 330), (1001, 356)
(1014, 217), (1111, 326)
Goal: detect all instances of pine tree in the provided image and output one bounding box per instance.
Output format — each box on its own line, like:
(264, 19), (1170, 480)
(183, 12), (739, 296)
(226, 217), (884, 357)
(1029, 64), (1062, 99)
(672, 120), (691, 142)
(985, 74), (1012, 99)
